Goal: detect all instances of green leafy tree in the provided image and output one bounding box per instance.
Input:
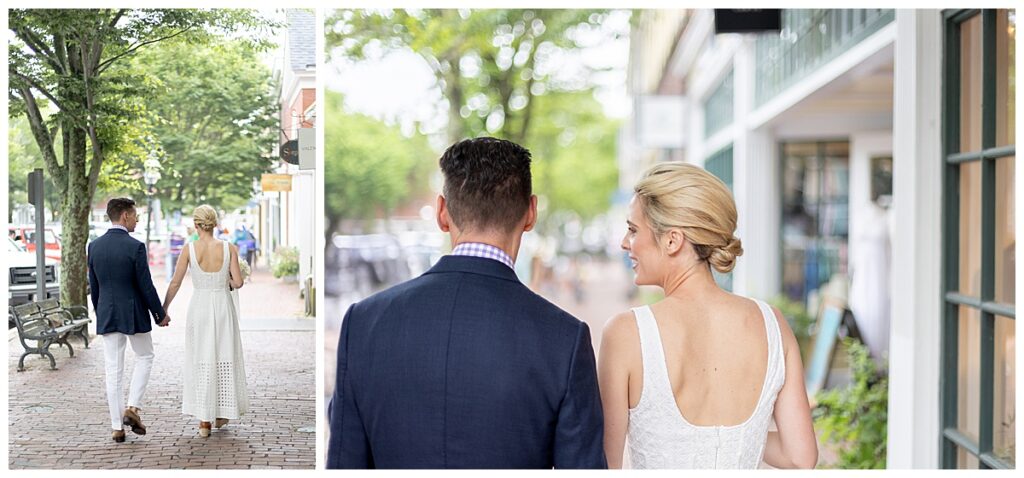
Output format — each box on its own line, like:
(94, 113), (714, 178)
(327, 9), (620, 144)
(8, 9), (276, 306)
(130, 39), (278, 212)
(526, 91), (619, 230)
(324, 90), (434, 235)
(8, 117), (62, 219)
(9, 115), (153, 221)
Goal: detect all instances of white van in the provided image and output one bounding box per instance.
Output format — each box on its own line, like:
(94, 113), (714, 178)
(8, 237), (60, 307)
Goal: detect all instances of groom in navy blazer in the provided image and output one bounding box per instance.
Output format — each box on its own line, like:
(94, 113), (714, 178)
(327, 138), (606, 469)
(88, 197), (169, 443)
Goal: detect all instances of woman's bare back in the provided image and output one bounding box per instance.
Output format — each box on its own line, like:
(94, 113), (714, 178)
(190, 238), (226, 273)
(633, 293), (773, 427)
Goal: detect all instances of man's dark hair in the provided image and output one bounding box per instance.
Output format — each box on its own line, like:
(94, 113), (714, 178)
(440, 137), (532, 234)
(106, 197), (136, 222)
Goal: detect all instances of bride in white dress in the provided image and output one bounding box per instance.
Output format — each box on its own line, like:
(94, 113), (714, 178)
(598, 163), (817, 469)
(163, 205), (249, 437)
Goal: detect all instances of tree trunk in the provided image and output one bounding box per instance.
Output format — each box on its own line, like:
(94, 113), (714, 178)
(445, 60), (464, 145)
(61, 126), (92, 306)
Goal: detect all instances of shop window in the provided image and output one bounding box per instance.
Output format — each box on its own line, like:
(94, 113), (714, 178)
(941, 8), (1015, 470)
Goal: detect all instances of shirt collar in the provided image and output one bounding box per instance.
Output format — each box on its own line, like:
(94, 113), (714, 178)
(450, 242), (514, 270)
(109, 224), (128, 232)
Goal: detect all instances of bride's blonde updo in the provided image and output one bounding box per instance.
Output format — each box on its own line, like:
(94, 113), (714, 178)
(633, 162), (744, 273)
(192, 205), (218, 232)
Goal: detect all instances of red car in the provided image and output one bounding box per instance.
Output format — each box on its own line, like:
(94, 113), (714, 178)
(9, 226), (62, 263)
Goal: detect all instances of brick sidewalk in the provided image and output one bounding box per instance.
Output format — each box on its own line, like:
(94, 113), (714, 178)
(9, 318), (315, 469)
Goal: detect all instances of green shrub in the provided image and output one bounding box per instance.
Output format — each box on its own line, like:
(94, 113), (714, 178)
(813, 338), (888, 469)
(271, 246), (300, 279)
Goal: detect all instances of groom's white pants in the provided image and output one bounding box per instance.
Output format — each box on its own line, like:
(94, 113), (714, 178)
(102, 332), (154, 430)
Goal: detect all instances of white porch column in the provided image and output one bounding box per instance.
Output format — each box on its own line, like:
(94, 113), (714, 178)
(888, 9), (943, 469)
(734, 38), (780, 299)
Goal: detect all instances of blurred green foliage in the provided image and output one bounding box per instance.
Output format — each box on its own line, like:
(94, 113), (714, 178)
(323, 90), (435, 234)
(813, 338), (888, 469)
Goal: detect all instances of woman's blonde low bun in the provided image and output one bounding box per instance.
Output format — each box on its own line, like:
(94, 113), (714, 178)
(193, 205), (218, 232)
(708, 236), (744, 273)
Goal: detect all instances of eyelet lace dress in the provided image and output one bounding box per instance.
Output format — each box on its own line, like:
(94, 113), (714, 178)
(625, 299), (785, 469)
(182, 240), (249, 421)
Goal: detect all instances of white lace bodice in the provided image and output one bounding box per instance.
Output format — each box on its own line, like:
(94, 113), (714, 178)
(626, 299), (786, 469)
(189, 241), (230, 291)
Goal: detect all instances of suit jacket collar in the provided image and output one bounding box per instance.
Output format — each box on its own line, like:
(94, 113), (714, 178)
(424, 255), (521, 283)
(105, 228), (129, 235)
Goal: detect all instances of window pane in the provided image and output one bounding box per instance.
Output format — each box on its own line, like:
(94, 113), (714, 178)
(958, 306), (981, 444)
(822, 153), (850, 239)
(957, 445), (980, 468)
(782, 146), (817, 304)
(960, 14), (984, 153)
(995, 156), (1015, 304)
(824, 140), (849, 157)
(993, 315), (1016, 466)
(996, 9), (1016, 146)
(780, 142), (850, 308)
(959, 161), (983, 296)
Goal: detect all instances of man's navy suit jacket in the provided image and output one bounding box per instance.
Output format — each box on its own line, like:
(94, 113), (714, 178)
(88, 228), (166, 335)
(327, 255), (606, 469)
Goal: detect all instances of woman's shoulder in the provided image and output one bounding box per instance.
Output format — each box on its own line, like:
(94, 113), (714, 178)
(737, 295), (799, 355)
(602, 309), (641, 346)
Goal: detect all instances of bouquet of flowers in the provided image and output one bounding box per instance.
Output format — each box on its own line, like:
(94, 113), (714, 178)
(239, 257), (252, 283)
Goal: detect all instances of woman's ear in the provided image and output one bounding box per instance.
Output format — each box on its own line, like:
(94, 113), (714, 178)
(664, 229), (685, 256)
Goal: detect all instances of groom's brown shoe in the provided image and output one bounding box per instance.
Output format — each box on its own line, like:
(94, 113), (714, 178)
(122, 407), (147, 435)
(112, 429), (126, 443)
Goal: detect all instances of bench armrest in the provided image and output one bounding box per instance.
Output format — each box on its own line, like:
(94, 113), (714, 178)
(64, 305), (89, 320)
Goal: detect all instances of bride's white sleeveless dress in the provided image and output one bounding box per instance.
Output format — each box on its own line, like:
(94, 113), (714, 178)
(626, 299), (785, 469)
(182, 240), (249, 421)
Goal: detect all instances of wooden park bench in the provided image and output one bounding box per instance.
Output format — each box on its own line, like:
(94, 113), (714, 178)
(10, 301), (80, 371)
(37, 298), (92, 349)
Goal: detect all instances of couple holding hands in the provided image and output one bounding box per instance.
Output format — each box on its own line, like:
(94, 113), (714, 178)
(89, 200), (248, 442)
(327, 137), (818, 469)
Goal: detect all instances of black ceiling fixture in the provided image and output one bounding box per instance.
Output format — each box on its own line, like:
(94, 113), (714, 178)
(714, 9), (782, 34)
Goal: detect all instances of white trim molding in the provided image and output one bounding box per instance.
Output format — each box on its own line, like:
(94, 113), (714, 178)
(887, 9), (943, 469)
(748, 22), (897, 131)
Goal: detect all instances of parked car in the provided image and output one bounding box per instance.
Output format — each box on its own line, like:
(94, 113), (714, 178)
(7, 237), (60, 311)
(9, 225), (62, 262)
(326, 234), (411, 298)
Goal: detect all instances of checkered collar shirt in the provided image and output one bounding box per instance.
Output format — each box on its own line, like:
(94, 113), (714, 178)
(451, 242), (514, 270)
(109, 224), (128, 232)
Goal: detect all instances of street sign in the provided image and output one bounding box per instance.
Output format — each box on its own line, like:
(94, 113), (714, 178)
(298, 128), (315, 171)
(280, 139), (299, 165)
(27, 169), (43, 207)
(261, 173), (293, 192)
(714, 9), (782, 34)
(637, 95), (688, 149)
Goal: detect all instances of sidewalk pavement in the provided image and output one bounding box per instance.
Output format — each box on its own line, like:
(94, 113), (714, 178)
(9, 274), (315, 469)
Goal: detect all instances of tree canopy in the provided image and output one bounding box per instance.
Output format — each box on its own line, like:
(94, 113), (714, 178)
(327, 9), (622, 144)
(325, 9), (624, 233)
(130, 39), (279, 212)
